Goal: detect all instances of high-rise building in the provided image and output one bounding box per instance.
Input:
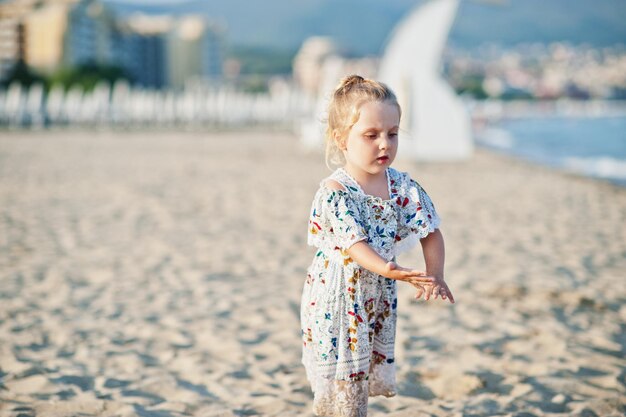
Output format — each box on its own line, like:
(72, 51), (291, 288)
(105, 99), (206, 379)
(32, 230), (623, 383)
(23, 0), (117, 72)
(65, 0), (116, 67)
(0, 19), (23, 81)
(166, 16), (224, 89)
(0, 0), (225, 88)
(201, 21), (223, 81)
(123, 14), (172, 88)
(125, 14), (224, 89)
(23, 2), (73, 72)
(0, 0), (39, 81)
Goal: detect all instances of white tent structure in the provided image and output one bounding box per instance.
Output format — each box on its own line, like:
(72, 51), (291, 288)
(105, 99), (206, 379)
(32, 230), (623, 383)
(378, 0), (473, 160)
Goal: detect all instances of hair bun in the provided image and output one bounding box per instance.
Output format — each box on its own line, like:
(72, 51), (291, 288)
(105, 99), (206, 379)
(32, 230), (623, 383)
(335, 74), (365, 96)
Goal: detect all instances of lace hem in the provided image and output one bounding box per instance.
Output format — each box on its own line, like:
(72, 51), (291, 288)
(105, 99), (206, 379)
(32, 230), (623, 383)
(368, 362), (397, 397)
(303, 358), (397, 417)
(419, 212), (441, 239)
(307, 186), (369, 251)
(312, 378), (369, 417)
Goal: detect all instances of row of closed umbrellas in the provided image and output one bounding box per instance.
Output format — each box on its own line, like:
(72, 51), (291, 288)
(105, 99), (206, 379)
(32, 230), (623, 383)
(0, 81), (316, 128)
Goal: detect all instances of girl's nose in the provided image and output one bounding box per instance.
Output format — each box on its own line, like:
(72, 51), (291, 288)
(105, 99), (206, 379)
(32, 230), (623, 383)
(379, 135), (391, 149)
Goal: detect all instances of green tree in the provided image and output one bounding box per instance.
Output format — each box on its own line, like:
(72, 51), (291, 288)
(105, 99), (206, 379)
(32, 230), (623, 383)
(454, 75), (488, 99)
(48, 63), (129, 92)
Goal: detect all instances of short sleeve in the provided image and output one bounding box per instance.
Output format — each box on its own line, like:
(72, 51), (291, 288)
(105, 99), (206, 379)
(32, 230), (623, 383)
(395, 174), (441, 253)
(307, 187), (368, 250)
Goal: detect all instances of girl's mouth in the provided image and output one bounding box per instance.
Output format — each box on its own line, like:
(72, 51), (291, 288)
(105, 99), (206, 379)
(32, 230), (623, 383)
(376, 156), (389, 163)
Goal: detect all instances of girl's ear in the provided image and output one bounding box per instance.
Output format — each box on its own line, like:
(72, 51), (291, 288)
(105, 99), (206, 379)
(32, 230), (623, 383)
(333, 129), (347, 151)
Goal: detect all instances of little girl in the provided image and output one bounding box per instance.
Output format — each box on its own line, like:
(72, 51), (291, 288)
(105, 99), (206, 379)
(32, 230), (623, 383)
(300, 75), (455, 417)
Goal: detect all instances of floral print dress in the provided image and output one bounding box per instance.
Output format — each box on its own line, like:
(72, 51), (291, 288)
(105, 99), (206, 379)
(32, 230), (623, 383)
(301, 167), (441, 417)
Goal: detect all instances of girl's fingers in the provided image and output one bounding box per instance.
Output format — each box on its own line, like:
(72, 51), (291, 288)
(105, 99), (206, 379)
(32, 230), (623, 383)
(446, 287), (456, 304)
(411, 281), (455, 304)
(438, 285), (447, 300)
(414, 285), (424, 299)
(438, 284), (454, 304)
(432, 285), (440, 300)
(424, 284), (433, 300)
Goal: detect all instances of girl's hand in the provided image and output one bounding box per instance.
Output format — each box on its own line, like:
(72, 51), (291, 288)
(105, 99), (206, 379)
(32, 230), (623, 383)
(416, 278), (455, 304)
(384, 262), (436, 286)
(411, 283), (428, 299)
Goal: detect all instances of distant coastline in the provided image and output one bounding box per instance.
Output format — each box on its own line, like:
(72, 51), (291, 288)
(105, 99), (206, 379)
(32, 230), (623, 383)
(469, 99), (626, 124)
(472, 103), (626, 187)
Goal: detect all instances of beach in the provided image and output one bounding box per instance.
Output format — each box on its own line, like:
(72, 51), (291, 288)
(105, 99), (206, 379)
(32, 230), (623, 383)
(0, 130), (624, 417)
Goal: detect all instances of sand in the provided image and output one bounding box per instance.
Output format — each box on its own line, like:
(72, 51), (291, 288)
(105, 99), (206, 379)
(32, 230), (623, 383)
(0, 130), (624, 417)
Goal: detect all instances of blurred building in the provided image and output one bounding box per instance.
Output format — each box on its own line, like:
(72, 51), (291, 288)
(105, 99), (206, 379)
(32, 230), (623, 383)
(125, 14), (224, 89)
(23, 2), (70, 71)
(444, 42), (626, 100)
(0, 0), (39, 80)
(123, 14), (172, 89)
(292, 37), (337, 96)
(0, 0), (225, 89)
(0, 0), (117, 76)
(294, 35), (380, 150)
(167, 16), (223, 89)
(199, 20), (223, 82)
(0, 19), (23, 80)
(64, 0), (117, 67)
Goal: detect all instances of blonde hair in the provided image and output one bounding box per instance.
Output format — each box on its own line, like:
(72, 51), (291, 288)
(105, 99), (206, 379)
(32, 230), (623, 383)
(324, 74), (401, 168)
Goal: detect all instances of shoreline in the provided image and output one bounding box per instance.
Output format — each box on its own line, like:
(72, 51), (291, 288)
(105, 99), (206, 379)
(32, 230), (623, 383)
(474, 143), (626, 189)
(1, 124), (623, 189)
(469, 98), (626, 121)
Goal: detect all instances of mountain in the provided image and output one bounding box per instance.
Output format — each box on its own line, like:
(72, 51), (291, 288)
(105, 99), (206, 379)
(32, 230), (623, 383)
(449, 0), (626, 49)
(103, 0), (626, 54)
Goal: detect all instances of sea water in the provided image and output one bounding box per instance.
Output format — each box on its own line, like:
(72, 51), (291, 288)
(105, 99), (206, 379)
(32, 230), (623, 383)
(477, 116), (626, 187)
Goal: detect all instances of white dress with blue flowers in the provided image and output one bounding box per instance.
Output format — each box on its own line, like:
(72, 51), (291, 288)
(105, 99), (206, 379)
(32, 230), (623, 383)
(301, 167), (441, 417)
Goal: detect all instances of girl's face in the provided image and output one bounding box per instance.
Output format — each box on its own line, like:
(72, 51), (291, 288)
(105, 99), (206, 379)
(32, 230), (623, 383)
(340, 100), (400, 178)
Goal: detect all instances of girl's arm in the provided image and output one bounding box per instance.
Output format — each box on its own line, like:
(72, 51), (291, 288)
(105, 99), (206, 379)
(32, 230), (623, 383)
(420, 228), (455, 303)
(347, 241), (436, 286)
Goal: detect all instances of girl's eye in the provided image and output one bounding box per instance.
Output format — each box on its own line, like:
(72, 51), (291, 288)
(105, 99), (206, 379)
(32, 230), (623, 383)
(365, 134), (377, 139)
(389, 132), (398, 138)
